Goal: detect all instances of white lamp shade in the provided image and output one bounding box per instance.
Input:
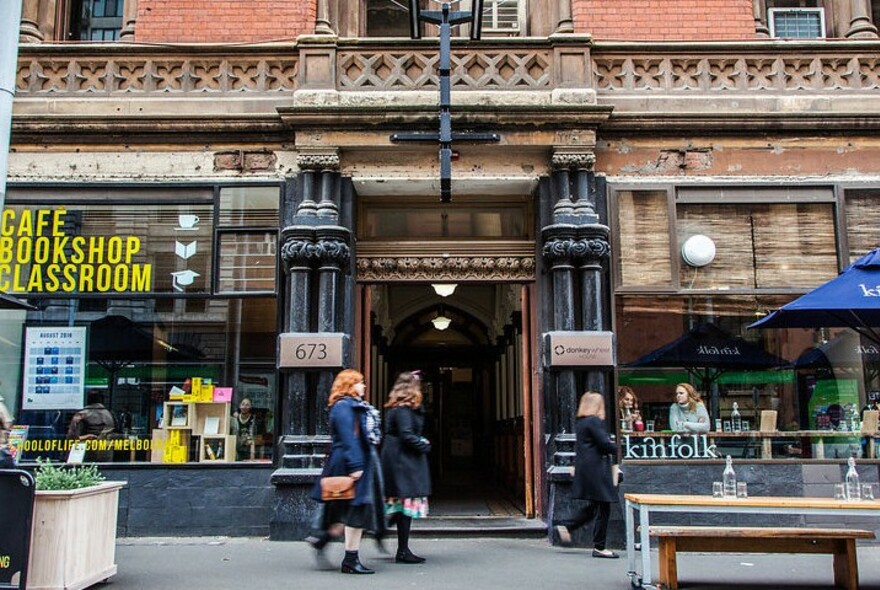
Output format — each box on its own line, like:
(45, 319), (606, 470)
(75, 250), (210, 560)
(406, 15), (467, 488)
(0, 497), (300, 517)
(431, 315), (452, 330)
(681, 234), (716, 267)
(431, 283), (457, 297)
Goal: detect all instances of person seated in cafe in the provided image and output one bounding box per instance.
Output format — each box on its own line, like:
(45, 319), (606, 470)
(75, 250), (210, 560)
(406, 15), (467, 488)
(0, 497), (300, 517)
(668, 383), (710, 433)
(231, 397), (262, 460)
(67, 392), (118, 462)
(617, 386), (639, 431)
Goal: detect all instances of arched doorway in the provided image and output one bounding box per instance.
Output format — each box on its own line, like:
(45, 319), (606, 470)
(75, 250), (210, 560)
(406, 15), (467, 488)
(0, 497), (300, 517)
(357, 283), (537, 517)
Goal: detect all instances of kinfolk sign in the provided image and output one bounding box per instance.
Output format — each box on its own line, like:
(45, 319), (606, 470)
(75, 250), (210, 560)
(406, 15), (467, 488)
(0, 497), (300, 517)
(544, 332), (616, 368)
(277, 333), (348, 369)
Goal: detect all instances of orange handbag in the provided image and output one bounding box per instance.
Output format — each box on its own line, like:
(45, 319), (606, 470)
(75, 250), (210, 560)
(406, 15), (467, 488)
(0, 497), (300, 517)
(320, 476), (356, 501)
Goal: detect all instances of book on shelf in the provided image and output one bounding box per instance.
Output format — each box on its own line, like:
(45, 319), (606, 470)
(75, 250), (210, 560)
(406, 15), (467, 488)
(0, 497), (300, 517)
(203, 416), (220, 435)
(170, 404), (189, 427)
(205, 439), (225, 461)
(7, 425), (29, 464)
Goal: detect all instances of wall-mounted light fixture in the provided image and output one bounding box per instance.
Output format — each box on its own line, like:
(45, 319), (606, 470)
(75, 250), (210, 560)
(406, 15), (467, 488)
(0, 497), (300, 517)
(431, 283), (458, 297)
(681, 234), (716, 267)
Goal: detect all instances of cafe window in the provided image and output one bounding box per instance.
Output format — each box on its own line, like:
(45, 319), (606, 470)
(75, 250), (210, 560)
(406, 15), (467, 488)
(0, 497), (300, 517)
(3, 185), (280, 297)
(10, 296), (276, 465)
(615, 294), (876, 460)
(2, 184), (280, 466)
(613, 184), (874, 461)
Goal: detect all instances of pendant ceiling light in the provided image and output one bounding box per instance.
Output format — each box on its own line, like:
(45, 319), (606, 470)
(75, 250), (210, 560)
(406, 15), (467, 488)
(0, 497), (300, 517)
(431, 283), (458, 297)
(431, 314), (452, 331)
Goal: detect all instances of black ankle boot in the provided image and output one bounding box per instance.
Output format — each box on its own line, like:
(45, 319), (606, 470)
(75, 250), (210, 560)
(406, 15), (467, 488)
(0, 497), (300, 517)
(305, 532), (330, 550)
(341, 551), (374, 574)
(395, 549), (426, 564)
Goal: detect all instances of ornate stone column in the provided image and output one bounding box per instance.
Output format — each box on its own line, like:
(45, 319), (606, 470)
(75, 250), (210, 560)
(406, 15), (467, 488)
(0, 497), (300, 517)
(278, 229), (314, 436)
(545, 149), (612, 545)
(845, 0), (879, 39)
(752, 0), (770, 38)
(19, 0), (44, 44)
(271, 151), (353, 541)
(119, 0), (139, 41)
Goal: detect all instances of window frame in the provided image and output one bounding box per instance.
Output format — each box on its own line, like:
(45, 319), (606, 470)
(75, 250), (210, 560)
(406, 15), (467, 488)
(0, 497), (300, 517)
(768, 7), (827, 39)
(609, 182), (847, 296)
(4, 182), (282, 299)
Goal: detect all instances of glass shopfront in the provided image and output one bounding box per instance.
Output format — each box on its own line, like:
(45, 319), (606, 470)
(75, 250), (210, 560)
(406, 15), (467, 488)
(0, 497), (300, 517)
(1, 184), (280, 465)
(612, 185), (880, 461)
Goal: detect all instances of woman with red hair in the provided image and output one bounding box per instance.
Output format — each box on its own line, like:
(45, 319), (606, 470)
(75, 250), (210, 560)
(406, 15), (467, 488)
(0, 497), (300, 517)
(308, 369), (376, 574)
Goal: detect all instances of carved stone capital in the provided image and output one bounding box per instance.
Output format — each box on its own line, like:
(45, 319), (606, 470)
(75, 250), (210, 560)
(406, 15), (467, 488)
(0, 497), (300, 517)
(315, 239), (351, 267)
(356, 256), (536, 282)
(542, 238), (577, 265)
(571, 237), (611, 262)
(297, 152), (340, 171)
(543, 232), (611, 265)
(551, 151), (595, 171)
(280, 238), (318, 269)
(280, 226), (351, 271)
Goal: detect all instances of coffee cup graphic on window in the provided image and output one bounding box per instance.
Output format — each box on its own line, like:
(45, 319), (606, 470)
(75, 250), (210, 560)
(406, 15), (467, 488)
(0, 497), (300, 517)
(177, 214), (200, 229)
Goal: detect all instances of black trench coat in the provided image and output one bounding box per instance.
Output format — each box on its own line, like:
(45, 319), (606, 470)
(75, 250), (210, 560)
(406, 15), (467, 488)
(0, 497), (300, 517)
(381, 406), (432, 498)
(571, 415), (618, 503)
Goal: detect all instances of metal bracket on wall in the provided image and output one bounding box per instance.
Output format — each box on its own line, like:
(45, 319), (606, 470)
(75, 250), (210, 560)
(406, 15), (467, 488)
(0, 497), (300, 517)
(390, 1), (500, 203)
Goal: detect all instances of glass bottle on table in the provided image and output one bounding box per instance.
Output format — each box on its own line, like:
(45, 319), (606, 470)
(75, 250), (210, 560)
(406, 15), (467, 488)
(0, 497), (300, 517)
(731, 402), (742, 432)
(722, 455), (737, 498)
(845, 456), (861, 501)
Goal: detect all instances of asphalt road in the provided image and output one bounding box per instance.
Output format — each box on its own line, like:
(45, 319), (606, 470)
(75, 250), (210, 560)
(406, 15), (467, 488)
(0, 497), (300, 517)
(104, 536), (880, 590)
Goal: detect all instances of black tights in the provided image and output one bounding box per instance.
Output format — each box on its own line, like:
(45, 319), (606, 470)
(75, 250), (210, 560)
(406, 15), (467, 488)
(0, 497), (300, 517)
(562, 501), (611, 550)
(396, 514), (413, 555)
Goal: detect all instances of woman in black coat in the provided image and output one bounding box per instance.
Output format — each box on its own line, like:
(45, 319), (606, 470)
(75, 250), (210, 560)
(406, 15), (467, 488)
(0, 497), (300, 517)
(555, 391), (619, 558)
(381, 371), (431, 564)
(307, 369), (376, 574)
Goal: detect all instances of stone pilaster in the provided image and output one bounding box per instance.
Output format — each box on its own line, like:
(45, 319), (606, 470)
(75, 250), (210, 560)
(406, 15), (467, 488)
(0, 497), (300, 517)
(543, 149), (612, 541)
(272, 164), (353, 541)
(119, 0), (139, 41)
(19, 0), (44, 44)
(752, 0), (770, 38)
(845, 0), (879, 39)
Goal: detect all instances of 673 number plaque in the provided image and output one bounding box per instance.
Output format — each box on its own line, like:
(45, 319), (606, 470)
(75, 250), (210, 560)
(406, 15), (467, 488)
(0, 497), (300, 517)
(277, 333), (348, 368)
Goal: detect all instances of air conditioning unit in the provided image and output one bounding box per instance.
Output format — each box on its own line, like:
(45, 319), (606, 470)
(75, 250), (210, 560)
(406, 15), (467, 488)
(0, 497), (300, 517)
(768, 8), (826, 39)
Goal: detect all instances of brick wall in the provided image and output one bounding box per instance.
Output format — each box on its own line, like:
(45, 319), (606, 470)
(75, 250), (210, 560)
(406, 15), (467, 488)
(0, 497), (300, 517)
(573, 0), (756, 41)
(135, 0), (316, 43)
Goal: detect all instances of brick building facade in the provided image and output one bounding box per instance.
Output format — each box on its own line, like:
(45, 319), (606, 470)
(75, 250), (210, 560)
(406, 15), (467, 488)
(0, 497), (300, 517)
(8, 0), (880, 546)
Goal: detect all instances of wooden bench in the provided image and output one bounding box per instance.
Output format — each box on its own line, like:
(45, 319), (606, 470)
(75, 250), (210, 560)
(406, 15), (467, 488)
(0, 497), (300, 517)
(649, 526), (875, 590)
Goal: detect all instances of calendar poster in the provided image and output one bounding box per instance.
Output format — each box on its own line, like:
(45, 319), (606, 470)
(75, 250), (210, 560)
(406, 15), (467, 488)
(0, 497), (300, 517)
(22, 326), (86, 410)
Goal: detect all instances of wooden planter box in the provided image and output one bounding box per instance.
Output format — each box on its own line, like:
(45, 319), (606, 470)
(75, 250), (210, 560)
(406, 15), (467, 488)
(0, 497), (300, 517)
(28, 481), (126, 590)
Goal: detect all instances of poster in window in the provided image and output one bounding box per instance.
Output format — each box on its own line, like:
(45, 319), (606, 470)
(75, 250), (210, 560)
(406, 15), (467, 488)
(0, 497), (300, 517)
(22, 327), (86, 410)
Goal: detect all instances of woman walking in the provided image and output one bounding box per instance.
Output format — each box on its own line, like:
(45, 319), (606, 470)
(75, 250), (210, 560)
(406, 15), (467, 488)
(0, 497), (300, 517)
(308, 369), (376, 574)
(382, 371), (432, 564)
(555, 391), (619, 558)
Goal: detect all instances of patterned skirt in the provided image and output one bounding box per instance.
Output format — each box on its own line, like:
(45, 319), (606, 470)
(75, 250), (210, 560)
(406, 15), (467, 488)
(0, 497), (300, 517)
(385, 496), (429, 519)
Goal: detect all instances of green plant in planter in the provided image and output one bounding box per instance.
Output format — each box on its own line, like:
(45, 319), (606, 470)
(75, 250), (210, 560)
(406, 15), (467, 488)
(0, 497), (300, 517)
(34, 459), (105, 491)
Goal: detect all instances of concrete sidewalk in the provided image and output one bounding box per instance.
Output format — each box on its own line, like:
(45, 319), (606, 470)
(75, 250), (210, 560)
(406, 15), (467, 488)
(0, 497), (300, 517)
(106, 536), (880, 590)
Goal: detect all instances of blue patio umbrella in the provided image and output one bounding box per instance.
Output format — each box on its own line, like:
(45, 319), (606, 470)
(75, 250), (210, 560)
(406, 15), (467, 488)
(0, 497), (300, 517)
(749, 248), (880, 344)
